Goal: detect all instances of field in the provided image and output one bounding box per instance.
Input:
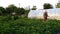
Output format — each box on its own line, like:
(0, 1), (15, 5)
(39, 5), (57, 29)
(0, 16), (60, 34)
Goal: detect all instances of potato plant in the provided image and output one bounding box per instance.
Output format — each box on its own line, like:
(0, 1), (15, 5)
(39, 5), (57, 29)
(0, 16), (60, 34)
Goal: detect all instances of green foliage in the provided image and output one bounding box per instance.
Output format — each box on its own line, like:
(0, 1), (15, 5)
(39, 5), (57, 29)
(13, 15), (19, 20)
(0, 16), (60, 34)
(56, 3), (60, 8)
(17, 8), (25, 15)
(5, 4), (29, 16)
(6, 4), (17, 15)
(0, 7), (7, 15)
(0, 4), (29, 16)
(43, 3), (53, 9)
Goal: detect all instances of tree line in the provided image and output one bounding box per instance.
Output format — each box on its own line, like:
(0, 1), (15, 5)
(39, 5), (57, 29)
(0, 3), (60, 16)
(32, 3), (60, 10)
(0, 4), (29, 16)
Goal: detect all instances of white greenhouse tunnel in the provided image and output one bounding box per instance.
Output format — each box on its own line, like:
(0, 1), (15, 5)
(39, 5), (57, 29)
(28, 8), (60, 20)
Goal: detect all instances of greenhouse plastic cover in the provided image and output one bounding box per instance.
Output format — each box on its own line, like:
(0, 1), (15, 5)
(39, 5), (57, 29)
(28, 8), (60, 18)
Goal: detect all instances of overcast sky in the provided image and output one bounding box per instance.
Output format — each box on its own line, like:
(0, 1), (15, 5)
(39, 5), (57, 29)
(0, 0), (58, 9)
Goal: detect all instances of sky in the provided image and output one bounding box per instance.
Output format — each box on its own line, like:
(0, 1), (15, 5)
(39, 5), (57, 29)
(0, 0), (58, 9)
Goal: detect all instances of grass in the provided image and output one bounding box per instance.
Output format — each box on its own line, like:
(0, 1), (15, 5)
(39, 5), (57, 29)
(0, 16), (60, 34)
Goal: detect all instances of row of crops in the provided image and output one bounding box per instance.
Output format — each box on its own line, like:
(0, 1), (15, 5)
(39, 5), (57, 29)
(0, 16), (60, 34)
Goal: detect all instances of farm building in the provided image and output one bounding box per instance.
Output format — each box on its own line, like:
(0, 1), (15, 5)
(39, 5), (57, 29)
(28, 8), (60, 20)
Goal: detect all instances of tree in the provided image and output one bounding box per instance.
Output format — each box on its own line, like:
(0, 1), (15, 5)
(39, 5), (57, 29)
(6, 4), (17, 15)
(0, 7), (6, 15)
(5, 4), (29, 17)
(16, 8), (25, 15)
(32, 6), (37, 10)
(43, 3), (53, 9)
(56, 3), (60, 8)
